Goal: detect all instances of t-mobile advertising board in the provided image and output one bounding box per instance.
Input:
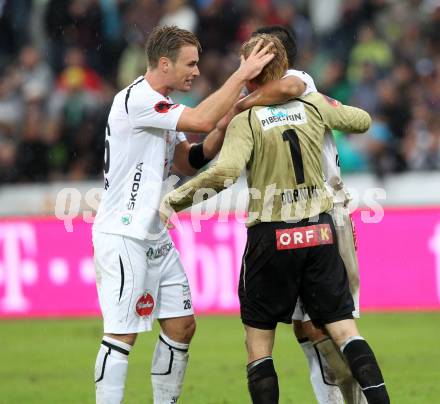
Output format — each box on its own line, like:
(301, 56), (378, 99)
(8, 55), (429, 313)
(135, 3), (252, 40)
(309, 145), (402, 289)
(1, 208), (440, 317)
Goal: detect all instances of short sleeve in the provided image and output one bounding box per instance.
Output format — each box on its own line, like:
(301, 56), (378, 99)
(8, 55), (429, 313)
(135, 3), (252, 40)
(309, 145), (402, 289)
(127, 85), (186, 131)
(176, 131), (187, 144)
(283, 69), (318, 96)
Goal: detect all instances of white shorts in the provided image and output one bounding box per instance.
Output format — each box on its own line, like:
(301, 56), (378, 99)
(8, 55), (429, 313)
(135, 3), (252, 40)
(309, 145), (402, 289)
(293, 203), (360, 321)
(92, 231), (193, 334)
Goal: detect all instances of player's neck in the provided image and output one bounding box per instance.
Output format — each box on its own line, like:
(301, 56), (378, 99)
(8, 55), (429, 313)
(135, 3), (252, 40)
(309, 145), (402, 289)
(144, 71), (172, 97)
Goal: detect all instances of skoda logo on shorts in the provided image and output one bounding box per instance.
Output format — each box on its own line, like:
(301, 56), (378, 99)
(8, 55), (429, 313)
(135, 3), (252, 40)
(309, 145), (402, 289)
(135, 292), (154, 317)
(121, 214), (132, 225)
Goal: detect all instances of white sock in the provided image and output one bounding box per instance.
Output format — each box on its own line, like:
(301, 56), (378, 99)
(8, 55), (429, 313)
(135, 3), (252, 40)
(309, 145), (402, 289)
(151, 332), (189, 404)
(299, 338), (344, 404)
(95, 336), (132, 404)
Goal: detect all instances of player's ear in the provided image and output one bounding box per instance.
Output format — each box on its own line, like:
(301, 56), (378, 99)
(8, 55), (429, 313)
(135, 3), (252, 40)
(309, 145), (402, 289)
(158, 57), (170, 73)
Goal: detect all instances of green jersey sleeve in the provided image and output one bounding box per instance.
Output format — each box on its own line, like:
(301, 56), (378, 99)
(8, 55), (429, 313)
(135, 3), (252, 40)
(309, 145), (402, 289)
(312, 93), (372, 133)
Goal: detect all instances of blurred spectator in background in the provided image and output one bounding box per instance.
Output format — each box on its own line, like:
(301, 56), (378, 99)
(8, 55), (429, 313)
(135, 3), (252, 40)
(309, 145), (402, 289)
(57, 48), (103, 93)
(0, 68), (23, 142)
(275, 1), (314, 52)
(159, 0), (198, 32)
(364, 114), (395, 178)
(347, 24), (393, 82)
(122, 0), (161, 41)
(197, 0), (241, 53)
(46, 48), (102, 179)
(320, 60), (353, 105)
(403, 106), (440, 170)
(350, 62), (380, 114)
(0, 139), (16, 183)
(0, 0), (32, 68)
(308, 0), (342, 39)
(117, 30), (146, 89)
(15, 105), (49, 182)
(45, 0), (104, 73)
(0, 0), (438, 183)
(17, 46), (53, 102)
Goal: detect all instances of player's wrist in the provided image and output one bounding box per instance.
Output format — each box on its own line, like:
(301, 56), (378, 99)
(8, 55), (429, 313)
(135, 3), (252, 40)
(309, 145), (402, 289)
(188, 142), (212, 169)
(231, 69), (248, 84)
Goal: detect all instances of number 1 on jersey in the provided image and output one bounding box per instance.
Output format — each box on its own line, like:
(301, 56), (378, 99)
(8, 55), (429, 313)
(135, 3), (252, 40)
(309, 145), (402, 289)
(282, 129), (305, 184)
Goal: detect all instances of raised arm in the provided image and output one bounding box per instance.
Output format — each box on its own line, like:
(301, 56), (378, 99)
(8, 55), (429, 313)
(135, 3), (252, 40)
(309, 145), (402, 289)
(176, 40), (275, 133)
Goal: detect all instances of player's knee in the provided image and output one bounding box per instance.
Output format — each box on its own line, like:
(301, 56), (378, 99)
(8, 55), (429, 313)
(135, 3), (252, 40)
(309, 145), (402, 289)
(173, 318), (196, 343)
(244, 334), (259, 361)
(325, 320), (359, 348)
(184, 318), (196, 341)
(105, 332), (137, 346)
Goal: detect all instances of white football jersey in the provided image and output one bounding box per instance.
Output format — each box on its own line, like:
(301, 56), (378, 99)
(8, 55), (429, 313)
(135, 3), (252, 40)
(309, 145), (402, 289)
(284, 69), (344, 201)
(284, 69), (317, 95)
(93, 76), (187, 240)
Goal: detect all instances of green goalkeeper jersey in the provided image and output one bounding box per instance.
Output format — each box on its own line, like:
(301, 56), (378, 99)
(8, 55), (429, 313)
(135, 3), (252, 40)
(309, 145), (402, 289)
(165, 92), (371, 226)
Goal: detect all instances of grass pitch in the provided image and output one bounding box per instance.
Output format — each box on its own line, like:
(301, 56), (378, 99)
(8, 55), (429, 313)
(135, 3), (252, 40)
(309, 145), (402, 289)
(1, 312), (439, 403)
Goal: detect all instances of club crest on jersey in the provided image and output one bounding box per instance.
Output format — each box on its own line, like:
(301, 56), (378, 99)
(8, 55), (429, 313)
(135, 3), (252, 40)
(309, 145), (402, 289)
(154, 101), (180, 114)
(323, 95), (341, 107)
(256, 101), (307, 131)
(135, 292), (155, 317)
(121, 214), (132, 225)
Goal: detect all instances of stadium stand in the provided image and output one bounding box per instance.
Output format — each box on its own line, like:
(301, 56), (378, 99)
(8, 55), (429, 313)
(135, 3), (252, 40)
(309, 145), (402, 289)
(0, 0), (439, 185)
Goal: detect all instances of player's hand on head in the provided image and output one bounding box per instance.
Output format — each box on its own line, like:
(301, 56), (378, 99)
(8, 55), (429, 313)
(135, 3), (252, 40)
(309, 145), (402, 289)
(237, 39), (275, 81)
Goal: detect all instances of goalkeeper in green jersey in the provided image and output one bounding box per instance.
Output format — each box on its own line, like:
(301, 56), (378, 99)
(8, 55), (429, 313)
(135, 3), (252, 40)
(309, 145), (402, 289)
(238, 25), (367, 404)
(160, 34), (390, 404)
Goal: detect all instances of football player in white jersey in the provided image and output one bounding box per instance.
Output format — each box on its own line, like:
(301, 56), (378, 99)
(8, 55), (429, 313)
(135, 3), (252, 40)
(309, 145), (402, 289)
(236, 26), (366, 404)
(92, 25), (274, 404)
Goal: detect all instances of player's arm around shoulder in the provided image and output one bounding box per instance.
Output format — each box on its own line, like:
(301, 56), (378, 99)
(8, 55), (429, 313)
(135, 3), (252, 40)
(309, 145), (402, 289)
(172, 103), (243, 176)
(310, 92), (372, 134)
(236, 75), (306, 111)
(176, 106), (216, 134)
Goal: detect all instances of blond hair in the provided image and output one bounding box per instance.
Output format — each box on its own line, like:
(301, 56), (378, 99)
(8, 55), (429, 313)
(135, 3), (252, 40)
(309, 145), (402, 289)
(146, 25), (202, 68)
(241, 34), (288, 85)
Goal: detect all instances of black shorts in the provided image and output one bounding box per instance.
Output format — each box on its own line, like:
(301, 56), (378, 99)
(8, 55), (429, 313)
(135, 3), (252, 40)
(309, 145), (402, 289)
(238, 213), (354, 330)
